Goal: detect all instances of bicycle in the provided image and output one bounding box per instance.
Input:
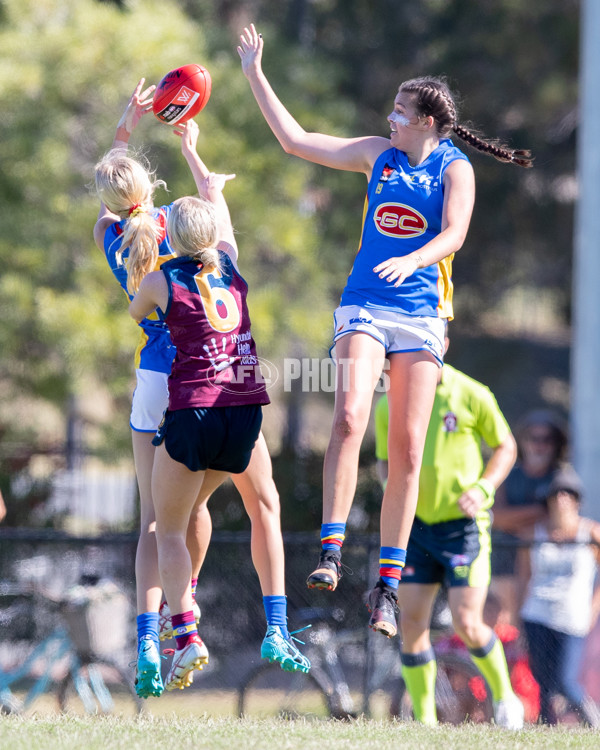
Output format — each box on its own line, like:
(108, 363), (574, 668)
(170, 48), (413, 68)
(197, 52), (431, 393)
(0, 580), (141, 715)
(237, 605), (493, 722)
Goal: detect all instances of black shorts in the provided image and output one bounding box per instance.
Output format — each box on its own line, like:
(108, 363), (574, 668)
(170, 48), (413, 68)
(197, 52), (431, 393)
(400, 513), (492, 588)
(152, 404), (263, 473)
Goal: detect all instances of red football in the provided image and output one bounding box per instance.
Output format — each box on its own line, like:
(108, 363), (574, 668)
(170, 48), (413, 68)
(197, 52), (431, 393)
(152, 64), (212, 125)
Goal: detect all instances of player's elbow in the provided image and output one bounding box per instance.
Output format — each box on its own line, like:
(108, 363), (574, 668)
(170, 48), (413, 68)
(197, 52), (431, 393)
(128, 303), (143, 323)
(279, 129), (312, 157)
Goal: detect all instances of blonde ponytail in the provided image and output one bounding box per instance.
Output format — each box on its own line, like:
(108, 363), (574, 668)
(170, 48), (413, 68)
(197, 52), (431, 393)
(94, 150), (168, 292)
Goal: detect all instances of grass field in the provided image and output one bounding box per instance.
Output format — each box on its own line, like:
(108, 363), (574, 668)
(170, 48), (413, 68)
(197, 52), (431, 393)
(1, 713), (599, 750)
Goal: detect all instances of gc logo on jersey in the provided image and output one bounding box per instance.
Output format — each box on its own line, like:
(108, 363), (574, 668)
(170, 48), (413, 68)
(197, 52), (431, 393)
(373, 203), (427, 238)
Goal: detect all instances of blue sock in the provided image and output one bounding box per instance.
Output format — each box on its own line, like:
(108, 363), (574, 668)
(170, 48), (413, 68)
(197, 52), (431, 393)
(136, 612), (159, 650)
(263, 595), (289, 639)
(379, 546), (406, 590)
(321, 522), (346, 552)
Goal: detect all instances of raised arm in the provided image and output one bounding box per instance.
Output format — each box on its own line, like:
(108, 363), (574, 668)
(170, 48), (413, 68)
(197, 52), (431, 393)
(93, 78), (156, 251)
(237, 23), (387, 176)
(176, 119), (238, 262)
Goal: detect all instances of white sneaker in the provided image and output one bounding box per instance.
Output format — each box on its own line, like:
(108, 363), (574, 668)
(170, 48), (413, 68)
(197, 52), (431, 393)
(164, 637), (209, 691)
(494, 693), (524, 729)
(159, 600), (201, 641)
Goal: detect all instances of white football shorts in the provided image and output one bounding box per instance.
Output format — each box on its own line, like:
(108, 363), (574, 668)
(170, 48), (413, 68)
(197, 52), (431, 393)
(331, 304), (446, 366)
(130, 369), (169, 432)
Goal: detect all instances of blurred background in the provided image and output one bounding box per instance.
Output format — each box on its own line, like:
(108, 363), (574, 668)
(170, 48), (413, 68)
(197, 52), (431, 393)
(0, 0), (576, 534)
(0, 0), (589, 717)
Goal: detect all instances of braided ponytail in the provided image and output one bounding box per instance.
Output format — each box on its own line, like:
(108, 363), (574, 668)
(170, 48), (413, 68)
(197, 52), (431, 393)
(452, 123), (533, 168)
(399, 77), (533, 168)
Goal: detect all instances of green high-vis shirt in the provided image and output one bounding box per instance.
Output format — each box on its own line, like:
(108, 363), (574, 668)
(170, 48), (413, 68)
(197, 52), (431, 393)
(374, 364), (510, 524)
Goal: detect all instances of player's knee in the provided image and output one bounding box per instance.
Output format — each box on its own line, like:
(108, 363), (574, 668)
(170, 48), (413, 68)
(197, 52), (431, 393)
(387, 442), (422, 477)
(452, 614), (485, 647)
(399, 611), (431, 641)
(331, 410), (366, 441)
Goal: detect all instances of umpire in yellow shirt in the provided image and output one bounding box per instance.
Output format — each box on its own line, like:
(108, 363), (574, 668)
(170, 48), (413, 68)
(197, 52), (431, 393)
(375, 333), (523, 728)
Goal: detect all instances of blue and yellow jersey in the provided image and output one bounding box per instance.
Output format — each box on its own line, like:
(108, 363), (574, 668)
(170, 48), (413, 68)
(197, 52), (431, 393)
(341, 140), (470, 318)
(103, 204), (176, 374)
(375, 364), (510, 524)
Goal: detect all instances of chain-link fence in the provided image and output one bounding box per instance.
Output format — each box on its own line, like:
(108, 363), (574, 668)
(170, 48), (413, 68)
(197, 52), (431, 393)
(1, 529), (599, 713)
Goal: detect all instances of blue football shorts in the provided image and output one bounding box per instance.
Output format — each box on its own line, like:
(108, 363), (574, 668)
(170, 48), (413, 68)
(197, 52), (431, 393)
(152, 404), (263, 473)
(399, 512), (492, 588)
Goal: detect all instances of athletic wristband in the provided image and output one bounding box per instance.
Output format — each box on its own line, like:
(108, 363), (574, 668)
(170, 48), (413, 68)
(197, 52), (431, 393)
(473, 478), (495, 500)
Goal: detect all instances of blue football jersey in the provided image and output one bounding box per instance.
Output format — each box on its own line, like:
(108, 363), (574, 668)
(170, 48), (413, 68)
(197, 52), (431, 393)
(103, 204), (176, 373)
(340, 140), (470, 318)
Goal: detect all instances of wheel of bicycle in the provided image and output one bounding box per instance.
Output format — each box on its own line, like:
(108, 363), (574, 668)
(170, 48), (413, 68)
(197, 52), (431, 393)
(56, 658), (142, 715)
(391, 653), (494, 724)
(435, 653), (494, 724)
(238, 661), (346, 720)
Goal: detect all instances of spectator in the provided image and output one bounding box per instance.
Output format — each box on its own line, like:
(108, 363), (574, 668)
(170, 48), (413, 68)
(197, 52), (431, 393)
(519, 465), (600, 726)
(0, 488), (6, 523)
(491, 410), (567, 625)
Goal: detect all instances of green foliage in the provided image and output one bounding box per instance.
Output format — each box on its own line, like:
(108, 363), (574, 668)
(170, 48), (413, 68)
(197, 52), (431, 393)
(0, 0), (351, 473)
(0, 0), (578, 526)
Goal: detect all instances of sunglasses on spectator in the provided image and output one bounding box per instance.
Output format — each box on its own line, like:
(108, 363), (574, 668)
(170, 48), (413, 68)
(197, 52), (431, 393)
(524, 433), (555, 445)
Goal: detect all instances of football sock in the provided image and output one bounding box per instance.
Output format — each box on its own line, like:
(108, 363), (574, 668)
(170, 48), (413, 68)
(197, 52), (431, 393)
(401, 648), (438, 725)
(136, 612), (159, 650)
(263, 595), (289, 639)
(172, 611), (199, 650)
(191, 577), (198, 600)
(469, 632), (513, 701)
(320, 522), (346, 552)
(379, 545), (406, 589)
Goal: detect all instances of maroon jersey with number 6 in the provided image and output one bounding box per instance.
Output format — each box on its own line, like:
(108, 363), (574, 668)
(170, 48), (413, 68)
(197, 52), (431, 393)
(161, 252), (270, 409)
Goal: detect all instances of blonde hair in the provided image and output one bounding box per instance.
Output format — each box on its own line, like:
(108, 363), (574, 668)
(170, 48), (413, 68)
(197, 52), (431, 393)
(94, 150), (167, 293)
(167, 196), (221, 270)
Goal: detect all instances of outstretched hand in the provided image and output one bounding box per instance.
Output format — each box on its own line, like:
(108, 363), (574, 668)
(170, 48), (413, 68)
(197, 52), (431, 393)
(116, 78), (156, 136)
(237, 23), (263, 77)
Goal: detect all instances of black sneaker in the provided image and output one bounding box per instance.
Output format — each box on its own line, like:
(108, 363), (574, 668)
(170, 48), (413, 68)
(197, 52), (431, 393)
(306, 549), (342, 591)
(366, 579), (398, 637)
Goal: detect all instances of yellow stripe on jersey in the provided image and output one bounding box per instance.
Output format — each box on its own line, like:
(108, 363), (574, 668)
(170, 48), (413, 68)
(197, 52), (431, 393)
(436, 253), (455, 320)
(134, 329), (149, 370)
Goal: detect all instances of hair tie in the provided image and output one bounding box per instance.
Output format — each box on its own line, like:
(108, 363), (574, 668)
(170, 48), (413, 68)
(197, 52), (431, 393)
(128, 203), (144, 217)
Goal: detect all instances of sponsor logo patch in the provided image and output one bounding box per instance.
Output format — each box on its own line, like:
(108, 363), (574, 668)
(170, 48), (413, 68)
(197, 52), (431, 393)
(373, 203), (427, 238)
(173, 86), (195, 104)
